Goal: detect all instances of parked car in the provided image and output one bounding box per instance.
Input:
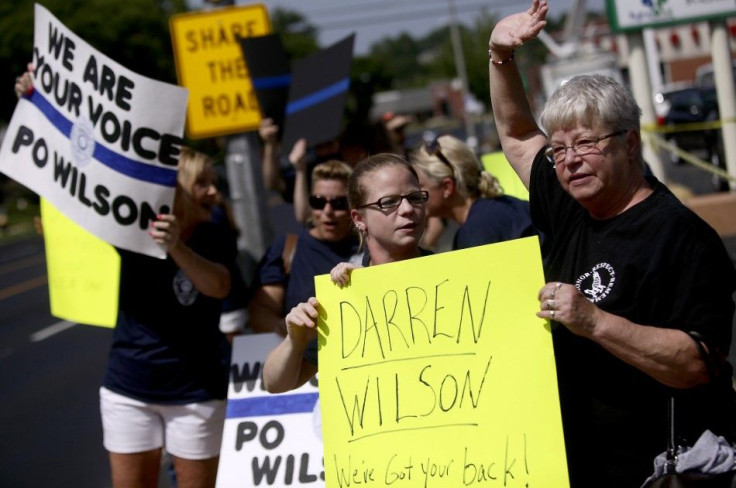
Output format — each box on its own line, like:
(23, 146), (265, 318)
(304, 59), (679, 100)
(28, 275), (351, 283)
(655, 85), (728, 191)
(653, 81), (696, 122)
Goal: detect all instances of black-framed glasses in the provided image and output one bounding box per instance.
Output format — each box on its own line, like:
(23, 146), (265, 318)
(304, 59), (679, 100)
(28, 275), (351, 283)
(545, 130), (626, 165)
(309, 195), (349, 211)
(357, 190), (429, 210)
(424, 137), (454, 171)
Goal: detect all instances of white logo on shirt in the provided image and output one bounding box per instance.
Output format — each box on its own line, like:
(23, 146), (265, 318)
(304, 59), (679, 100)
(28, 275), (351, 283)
(173, 269), (198, 306)
(575, 263), (615, 303)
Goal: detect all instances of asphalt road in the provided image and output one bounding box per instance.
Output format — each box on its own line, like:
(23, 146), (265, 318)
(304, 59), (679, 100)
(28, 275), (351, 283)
(0, 235), (115, 487)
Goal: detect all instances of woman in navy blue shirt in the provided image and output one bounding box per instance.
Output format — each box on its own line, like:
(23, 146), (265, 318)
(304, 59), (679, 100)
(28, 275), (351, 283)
(411, 134), (535, 250)
(249, 160), (360, 336)
(101, 148), (234, 488)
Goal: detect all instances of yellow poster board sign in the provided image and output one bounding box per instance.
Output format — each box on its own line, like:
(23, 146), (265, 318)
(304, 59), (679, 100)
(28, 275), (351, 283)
(170, 4), (272, 139)
(315, 237), (568, 487)
(481, 151), (529, 201)
(42, 198), (120, 327)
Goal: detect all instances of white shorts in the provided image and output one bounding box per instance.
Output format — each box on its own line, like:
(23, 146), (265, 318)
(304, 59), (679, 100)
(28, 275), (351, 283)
(100, 387), (226, 460)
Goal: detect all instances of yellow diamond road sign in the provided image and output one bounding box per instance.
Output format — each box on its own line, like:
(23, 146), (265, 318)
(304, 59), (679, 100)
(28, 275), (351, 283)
(170, 4), (272, 139)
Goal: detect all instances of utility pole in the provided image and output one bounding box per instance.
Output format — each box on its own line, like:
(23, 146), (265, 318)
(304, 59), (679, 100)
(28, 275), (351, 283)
(710, 20), (736, 190)
(205, 0), (272, 281)
(447, 0), (477, 151)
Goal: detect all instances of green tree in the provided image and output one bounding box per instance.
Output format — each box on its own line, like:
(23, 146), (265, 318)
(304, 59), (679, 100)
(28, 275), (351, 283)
(0, 0), (187, 124)
(271, 7), (319, 61)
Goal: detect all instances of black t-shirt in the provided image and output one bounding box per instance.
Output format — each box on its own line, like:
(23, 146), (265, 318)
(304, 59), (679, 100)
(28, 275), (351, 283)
(529, 147), (736, 487)
(104, 222), (234, 404)
(453, 195), (535, 250)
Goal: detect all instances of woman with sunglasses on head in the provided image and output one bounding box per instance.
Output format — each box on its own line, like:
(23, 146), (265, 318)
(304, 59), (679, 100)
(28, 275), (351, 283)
(489, 2), (736, 486)
(248, 160), (360, 336)
(411, 134), (535, 250)
(263, 153), (429, 393)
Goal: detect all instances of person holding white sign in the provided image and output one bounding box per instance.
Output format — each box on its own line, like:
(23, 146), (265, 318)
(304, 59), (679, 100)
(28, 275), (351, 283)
(262, 153), (429, 393)
(14, 51), (233, 485)
(99, 146), (234, 488)
(488, 2), (736, 486)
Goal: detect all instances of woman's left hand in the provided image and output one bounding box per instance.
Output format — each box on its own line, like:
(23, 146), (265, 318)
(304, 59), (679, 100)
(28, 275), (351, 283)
(149, 214), (181, 251)
(536, 282), (601, 337)
(330, 262), (357, 287)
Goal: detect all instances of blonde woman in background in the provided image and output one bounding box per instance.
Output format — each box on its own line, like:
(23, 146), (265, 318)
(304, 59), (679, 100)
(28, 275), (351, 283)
(411, 134), (535, 250)
(15, 68), (234, 488)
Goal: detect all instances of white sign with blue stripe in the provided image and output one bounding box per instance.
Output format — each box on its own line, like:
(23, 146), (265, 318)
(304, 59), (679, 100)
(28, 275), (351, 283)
(0, 4), (188, 258)
(216, 333), (324, 488)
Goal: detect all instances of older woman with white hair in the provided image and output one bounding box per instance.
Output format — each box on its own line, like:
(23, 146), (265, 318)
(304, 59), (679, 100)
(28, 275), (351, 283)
(488, 2), (736, 487)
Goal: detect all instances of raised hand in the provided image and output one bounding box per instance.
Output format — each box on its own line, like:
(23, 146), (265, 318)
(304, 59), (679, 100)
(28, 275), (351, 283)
(258, 118), (279, 145)
(489, 0), (548, 52)
(14, 63), (35, 98)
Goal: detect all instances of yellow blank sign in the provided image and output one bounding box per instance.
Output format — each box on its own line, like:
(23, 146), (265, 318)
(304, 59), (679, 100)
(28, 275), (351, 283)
(42, 198), (120, 327)
(482, 151), (529, 201)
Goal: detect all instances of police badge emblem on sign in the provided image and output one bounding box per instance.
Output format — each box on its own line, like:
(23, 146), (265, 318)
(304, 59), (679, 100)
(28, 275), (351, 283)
(0, 4), (188, 259)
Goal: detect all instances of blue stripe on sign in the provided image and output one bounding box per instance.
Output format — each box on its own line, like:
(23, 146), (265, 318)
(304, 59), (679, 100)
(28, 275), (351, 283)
(226, 392), (318, 419)
(286, 78), (350, 116)
(252, 74), (292, 90)
(26, 90), (178, 188)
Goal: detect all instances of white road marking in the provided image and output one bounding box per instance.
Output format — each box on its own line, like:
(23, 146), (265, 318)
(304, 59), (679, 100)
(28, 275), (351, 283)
(30, 320), (76, 342)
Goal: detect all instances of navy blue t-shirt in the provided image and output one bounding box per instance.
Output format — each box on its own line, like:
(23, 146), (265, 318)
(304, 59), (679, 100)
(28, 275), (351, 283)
(452, 196), (535, 250)
(256, 229), (360, 314)
(257, 229), (360, 365)
(103, 222), (234, 404)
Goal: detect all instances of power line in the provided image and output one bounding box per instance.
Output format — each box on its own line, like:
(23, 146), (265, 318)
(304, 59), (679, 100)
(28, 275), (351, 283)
(311, 0), (519, 31)
(304, 0), (464, 17)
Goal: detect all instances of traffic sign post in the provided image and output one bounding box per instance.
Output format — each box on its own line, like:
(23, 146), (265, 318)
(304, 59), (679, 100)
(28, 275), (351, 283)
(170, 4), (272, 139)
(170, 3), (274, 280)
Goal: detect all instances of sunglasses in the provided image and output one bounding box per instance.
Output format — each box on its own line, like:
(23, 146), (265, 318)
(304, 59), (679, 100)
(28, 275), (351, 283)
(424, 137), (454, 171)
(309, 195), (349, 211)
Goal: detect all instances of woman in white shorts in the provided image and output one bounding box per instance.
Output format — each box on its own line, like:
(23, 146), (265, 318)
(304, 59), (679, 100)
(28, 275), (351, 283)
(99, 147), (235, 488)
(16, 70), (236, 488)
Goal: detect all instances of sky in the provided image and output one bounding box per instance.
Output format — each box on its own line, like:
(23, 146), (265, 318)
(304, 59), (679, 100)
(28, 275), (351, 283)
(190, 0), (607, 55)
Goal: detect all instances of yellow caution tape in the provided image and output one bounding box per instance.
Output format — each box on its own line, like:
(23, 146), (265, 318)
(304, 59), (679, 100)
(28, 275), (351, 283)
(642, 117), (736, 134)
(642, 132), (736, 182)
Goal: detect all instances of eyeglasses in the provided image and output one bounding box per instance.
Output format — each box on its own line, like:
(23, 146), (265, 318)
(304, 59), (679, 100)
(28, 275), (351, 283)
(544, 130), (626, 165)
(357, 190), (429, 210)
(309, 195), (349, 211)
(424, 137), (454, 172)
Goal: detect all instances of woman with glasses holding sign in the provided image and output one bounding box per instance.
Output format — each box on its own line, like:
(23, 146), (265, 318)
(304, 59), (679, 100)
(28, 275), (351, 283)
(411, 134), (535, 250)
(488, 2), (736, 487)
(263, 153), (430, 393)
(248, 160), (361, 336)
